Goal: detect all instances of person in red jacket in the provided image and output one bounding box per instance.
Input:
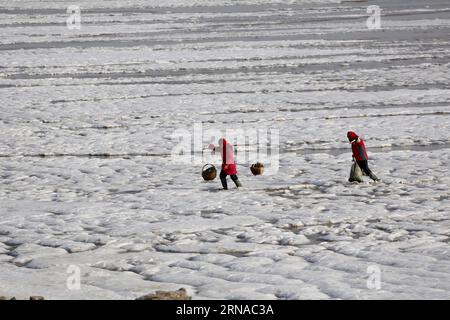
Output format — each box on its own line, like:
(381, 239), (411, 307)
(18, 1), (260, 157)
(209, 138), (242, 190)
(347, 131), (380, 182)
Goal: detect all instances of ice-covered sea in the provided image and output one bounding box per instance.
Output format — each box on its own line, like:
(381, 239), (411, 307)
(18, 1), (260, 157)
(0, 0), (449, 299)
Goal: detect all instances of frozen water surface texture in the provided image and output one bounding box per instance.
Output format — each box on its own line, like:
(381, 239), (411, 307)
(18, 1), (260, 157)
(0, 0), (449, 299)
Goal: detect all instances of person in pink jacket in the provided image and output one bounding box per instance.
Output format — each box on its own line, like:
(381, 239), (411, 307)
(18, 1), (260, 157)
(347, 131), (380, 182)
(209, 138), (242, 190)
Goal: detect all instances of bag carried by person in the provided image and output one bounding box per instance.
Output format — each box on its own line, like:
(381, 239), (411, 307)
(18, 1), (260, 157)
(349, 161), (364, 183)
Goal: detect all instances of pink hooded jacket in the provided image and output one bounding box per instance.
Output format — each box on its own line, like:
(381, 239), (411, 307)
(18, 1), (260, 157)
(214, 138), (237, 175)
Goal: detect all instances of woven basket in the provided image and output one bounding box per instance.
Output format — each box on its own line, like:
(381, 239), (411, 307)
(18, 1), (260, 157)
(250, 162), (265, 176)
(202, 164), (217, 181)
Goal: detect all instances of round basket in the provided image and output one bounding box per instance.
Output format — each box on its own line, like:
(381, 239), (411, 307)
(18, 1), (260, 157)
(250, 162), (265, 176)
(202, 164), (217, 181)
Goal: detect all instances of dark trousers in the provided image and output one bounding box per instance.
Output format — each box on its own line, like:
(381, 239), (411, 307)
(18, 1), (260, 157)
(357, 160), (379, 181)
(356, 160), (373, 176)
(220, 170), (240, 189)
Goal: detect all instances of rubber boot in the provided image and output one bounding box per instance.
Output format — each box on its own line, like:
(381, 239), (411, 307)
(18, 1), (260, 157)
(369, 172), (380, 182)
(220, 173), (228, 190)
(230, 175), (242, 188)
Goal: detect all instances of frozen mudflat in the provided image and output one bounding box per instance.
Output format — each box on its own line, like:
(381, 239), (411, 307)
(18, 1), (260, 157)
(0, 0), (449, 299)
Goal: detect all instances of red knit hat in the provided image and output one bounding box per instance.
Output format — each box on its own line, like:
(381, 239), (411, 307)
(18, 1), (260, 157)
(347, 131), (359, 141)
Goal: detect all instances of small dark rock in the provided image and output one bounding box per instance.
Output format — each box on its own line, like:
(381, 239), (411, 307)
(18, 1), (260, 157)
(30, 296), (45, 300)
(136, 288), (191, 300)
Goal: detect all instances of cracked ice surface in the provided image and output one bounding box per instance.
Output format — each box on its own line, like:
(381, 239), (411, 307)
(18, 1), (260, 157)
(0, 0), (449, 299)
